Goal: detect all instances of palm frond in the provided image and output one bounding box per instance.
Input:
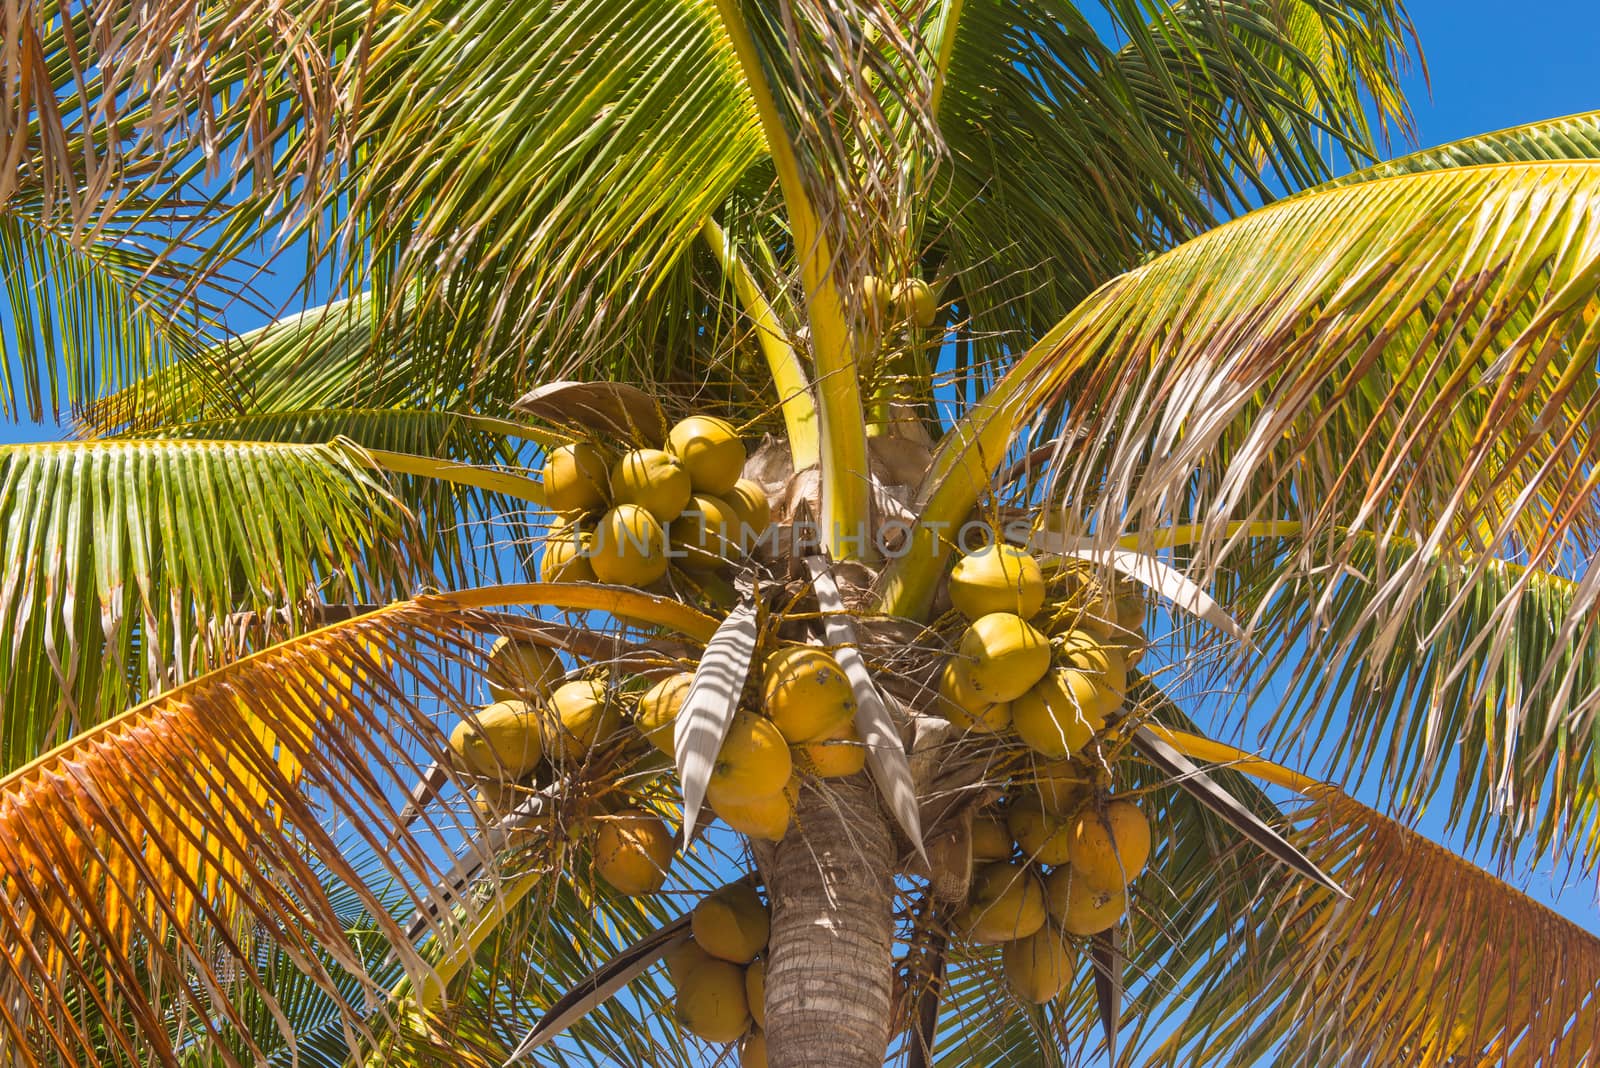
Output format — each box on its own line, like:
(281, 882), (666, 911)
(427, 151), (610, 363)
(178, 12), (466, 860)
(0, 438), (422, 765)
(1316, 109), (1600, 191)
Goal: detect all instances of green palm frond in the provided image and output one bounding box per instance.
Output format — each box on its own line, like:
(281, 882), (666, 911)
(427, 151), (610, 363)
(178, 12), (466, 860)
(0, 438), (423, 764)
(932, 0), (1416, 373)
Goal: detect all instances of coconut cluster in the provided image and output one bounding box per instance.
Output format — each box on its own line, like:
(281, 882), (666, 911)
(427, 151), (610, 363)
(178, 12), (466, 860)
(959, 790), (1151, 1003)
(630, 643), (865, 842)
(862, 273), (938, 330)
(667, 882), (772, 1065)
(539, 416), (771, 587)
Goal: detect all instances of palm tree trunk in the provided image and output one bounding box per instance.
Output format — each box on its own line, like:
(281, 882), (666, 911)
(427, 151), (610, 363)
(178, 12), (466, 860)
(761, 776), (896, 1067)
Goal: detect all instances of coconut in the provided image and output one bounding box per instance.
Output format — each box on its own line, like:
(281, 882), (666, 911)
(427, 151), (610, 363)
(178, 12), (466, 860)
(1006, 795), (1074, 865)
(892, 277), (938, 329)
(957, 613), (1051, 703)
(693, 883), (770, 964)
(971, 816), (1015, 862)
(675, 957), (752, 1042)
(862, 274), (891, 319)
(485, 636), (564, 702)
(1002, 926), (1075, 1004)
(540, 523), (598, 583)
(541, 442), (610, 516)
(760, 646), (856, 743)
(668, 416), (746, 496)
(740, 1029), (768, 1068)
(934, 659), (1012, 733)
(957, 862), (1047, 944)
(709, 711), (794, 805)
(543, 678), (620, 762)
(723, 478), (773, 549)
(795, 730), (867, 778)
(1056, 629), (1128, 690)
(595, 808), (674, 895)
(1032, 760), (1089, 818)
(665, 938), (716, 987)
(948, 544), (1045, 620)
(636, 672), (693, 757)
(744, 958), (767, 1029)
(449, 700), (543, 781)
(1011, 669), (1109, 759)
(611, 448), (692, 522)
(712, 776), (798, 842)
(671, 493), (739, 568)
(591, 503), (669, 586)
(1069, 800), (1151, 891)
(1045, 865), (1126, 936)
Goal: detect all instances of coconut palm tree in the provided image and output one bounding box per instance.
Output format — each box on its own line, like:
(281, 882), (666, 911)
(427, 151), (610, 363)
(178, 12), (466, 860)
(4, 0), (1600, 1064)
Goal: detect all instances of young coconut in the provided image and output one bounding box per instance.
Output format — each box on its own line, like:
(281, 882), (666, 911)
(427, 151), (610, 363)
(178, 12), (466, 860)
(1011, 669), (1107, 759)
(892, 277), (938, 329)
(594, 808), (675, 895)
(1045, 865), (1127, 936)
(670, 493), (739, 568)
(539, 523), (598, 583)
(665, 938), (716, 987)
(636, 672), (693, 757)
(449, 701), (543, 781)
(740, 1029), (768, 1068)
(745, 958), (766, 1029)
(723, 478), (772, 548)
(708, 711), (794, 804)
(957, 612), (1052, 703)
(541, 442), (610, 516)
(1006, 795), (1074, 865)
(543, 678), (620, 762)
(1031, 759), (1089, 818)
(692, 883), (770, 964)
(760, 646), (856, 743)
(934, 658), (1012, 733)
(611, 448), (692, 522)
(591, 503), (669, 586)
(948, 544), (1046, 620)
(1068, 799), (1151, 891)
(674, 957), (752, 1042)
(795, 728), (868, 778)
(485, 636), (564, 702)
(667, 416), (747, 496)
(1002, 925), (1075, 1004)
(1057, 628), (1129, 688)
(957, 862), (1047, 944)
(711, 775), (798, 842)
(971, 815), (1016, 862)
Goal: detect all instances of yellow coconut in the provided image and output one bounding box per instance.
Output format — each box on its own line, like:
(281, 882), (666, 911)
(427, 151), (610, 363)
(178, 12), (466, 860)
(541, 442), (610, 516)
(1002, 926), (1075, 1004)
(675, 956), (752, 1043)
(1011, 669), (1107, 759)
(740, 1029), (768, 1068)
(935, 659), (1011, 733)
(862, 274), (891, 319)
(957, 613), (1051, 703)
(957, 862), (1047, 945)
(745, 959), (767, 1030)
(591, 503), (669, 586)
(665, 938), (716, 987)
(1045, 865), (1126, 936)
(796, 730), (868, 778)
(892, 277), (938, 329)
(724, 478), (773, 546)
(485, 636), (564, 702)
(636, 672), (693, 758)
(1032, 760), (1089, 818)
(760, 646), (856, 743)
(693, 883), (770, 964)
(543, 678), (620, 762)
(668, 415), (747, 496)
(539, 524), (598, 583)
(709, 711), (794, 805)
(971, 816), (1015, 862)
(671, 493), (739, 568)
(1068, 800), (1151, 891)
(1113, 587), (1145, 634)
(611, 448), (692, 522)
(595, 808), (675, 895)
(449, 700), (544, 780)
(1056, 629), (1128, 690)
(948, 544), (1046, 620)
(713, 775), (799, 842)
(1006, 796), (1074, 865)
